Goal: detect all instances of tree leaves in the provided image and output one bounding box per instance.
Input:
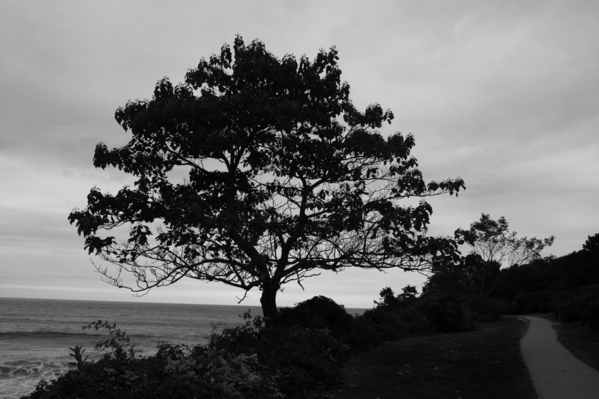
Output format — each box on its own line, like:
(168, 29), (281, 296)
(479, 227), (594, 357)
(454, 213), (555, 268)
(68, 35), (465, 315)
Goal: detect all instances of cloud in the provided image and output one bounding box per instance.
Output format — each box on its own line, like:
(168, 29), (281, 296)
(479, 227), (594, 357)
(1, 0), (598, 307)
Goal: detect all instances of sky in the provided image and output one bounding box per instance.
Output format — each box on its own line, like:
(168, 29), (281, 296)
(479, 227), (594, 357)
(1, 0), (598, 309)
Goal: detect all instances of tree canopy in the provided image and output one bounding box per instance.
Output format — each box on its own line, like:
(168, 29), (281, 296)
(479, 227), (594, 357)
(583, 233), (599, 255)
(68, 35), (465, 318)
(455, 213), (554, 268)
(451, 213), (554, 297)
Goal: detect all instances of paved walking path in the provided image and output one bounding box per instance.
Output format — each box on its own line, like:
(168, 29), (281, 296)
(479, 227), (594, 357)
(519, 316), (599, 399)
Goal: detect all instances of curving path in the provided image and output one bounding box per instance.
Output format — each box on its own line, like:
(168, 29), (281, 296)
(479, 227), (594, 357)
(519, 316), (599, 399)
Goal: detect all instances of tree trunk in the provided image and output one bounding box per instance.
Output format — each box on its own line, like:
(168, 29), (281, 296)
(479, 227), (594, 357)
(260, 282), (279, 321)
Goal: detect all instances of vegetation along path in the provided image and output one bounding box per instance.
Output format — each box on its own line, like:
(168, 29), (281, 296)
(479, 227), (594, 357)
(519, 316), (599, 399)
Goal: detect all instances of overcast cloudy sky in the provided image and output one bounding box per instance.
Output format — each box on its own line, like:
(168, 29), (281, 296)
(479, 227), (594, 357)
(1, 0), (597, 309)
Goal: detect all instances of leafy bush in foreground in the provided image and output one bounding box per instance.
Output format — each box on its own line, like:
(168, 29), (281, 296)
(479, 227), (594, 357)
(208, 311), (350, 398)
(24, 305), (352, 399)
(25, 320), (283, 399)
(24, 293), (489, 399)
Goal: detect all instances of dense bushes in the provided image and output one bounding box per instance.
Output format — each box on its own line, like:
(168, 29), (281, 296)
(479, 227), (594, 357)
(359, 308), (410, 340)
(366, 287), (479, 334)
(25, 310), (354, 399)
(556, 284), (599, 330)
(417, 293), (476, 332)
(26, 320), (283, 399)
(25, 291), (504, 399)
(23, 298), (376, 399)
(275, 295), (383, 351)
(275, 296), (355, 340)
(466, 295), (509, 322)
(209, 310), (350, 398)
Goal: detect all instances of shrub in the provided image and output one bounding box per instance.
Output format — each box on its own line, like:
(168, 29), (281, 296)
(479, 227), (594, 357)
(275, 295), (385, 352)
(25, 320), (283, 399)
(396, 307), (435, 335)
(360, 308), (409, 340)
(468, 296), (508, 321)
(417, 293), (475, 332)
(275, 296), (355, 339)
(525, 299), (543, 314)
(511, 292), (532, 314)
(343, 314), (383, 350)
(529, 290), (554, 312)
(207, 310), (350, 399)
(368, 287), (435, 337)
(556, 284), (599, 330)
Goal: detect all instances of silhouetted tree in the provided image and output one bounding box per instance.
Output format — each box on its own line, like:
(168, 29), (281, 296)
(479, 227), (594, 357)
(452, 214), (554, 297)
(68, 35), (464, 319)
(425, 254), (474, 295)
(455, 214), (554, 268)
(583, 233), (599, 255)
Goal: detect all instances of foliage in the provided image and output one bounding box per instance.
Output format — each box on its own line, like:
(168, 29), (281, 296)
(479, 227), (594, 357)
(417, 293), (476, 332)
(175, 305), (352, 398)
(455, 214), (554, 268)
(275, 296), (355, 340)
(556, 284), (599, 331)
(343, 314), (385, 350)
(361, 286), (435, 338)
(525, 299), (543, 314)
(466, 295), (509, 322)
(26, 320), (283, 399)
(423, 253), (509, 321)
(68, 35), (464, 318)
(84, 320), (138, 363)
(425, 253), (485, 295)
(27, 291), (508, 399)
(452, 214), (554, 297)
(360, 308), (410, 340)
(483, 234), (599, 316)
(375, 285), (418, 310)
(583, 233), (599, 255)
(208, 316), (350, 398)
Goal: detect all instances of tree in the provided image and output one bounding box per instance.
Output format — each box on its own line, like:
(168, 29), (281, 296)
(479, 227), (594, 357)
(68, 35), (465, 319)
(454, 213), (554, 296)
(425, 253), (483, 295)
(583, 233), (599, 255)
(374, 285), (418, 310)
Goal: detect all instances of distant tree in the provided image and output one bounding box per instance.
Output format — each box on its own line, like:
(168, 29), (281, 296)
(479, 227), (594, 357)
(425, 253), (489, 295)
(454, 214), (554, 297)
(375, 285), (418, 309)
(68, 35), (464, 319)
(583, 233), (599, 255)
(456, 214), (554, 268)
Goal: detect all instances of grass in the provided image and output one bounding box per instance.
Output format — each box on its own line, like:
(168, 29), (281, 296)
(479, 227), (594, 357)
(325, 317), (537, 399)
(535, 313), (599, 373)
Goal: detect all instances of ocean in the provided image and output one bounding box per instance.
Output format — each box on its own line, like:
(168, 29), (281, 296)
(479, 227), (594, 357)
(0, 297), (365, 399)
(0, 297), (263, 399)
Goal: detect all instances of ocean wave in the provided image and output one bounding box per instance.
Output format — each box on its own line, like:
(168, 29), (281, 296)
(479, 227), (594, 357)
(0, 330), (163, 342)
(0, 360), (71, 398)
(0, 330), (104, 339)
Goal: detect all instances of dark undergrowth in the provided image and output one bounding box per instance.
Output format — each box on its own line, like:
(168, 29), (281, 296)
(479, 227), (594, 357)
(22, 291), (508, 399)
